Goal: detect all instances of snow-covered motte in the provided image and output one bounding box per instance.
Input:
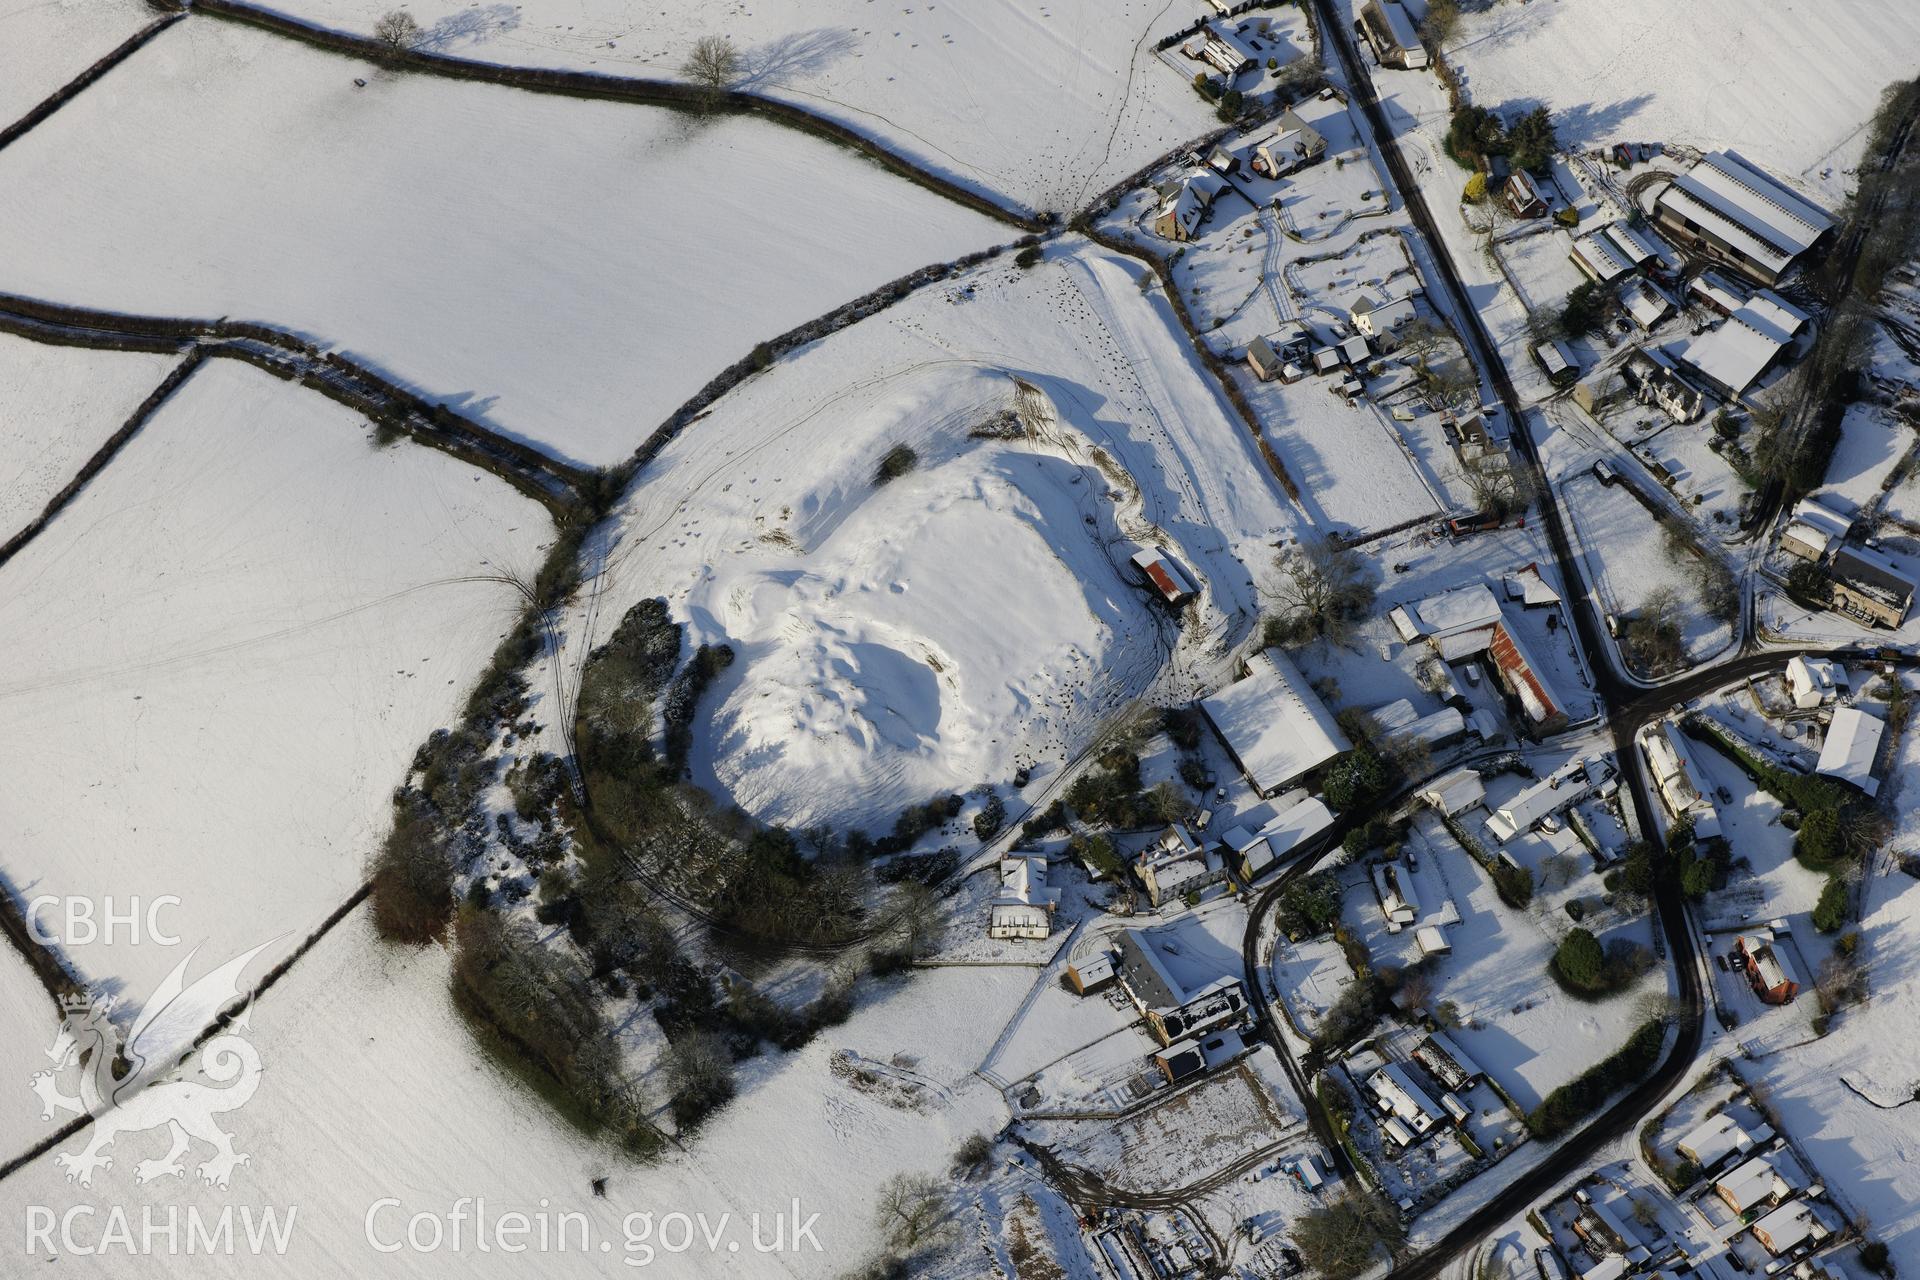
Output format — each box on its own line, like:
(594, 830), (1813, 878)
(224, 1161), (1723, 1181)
(0, 19), (1008, 468)
(551, 239), (1303, 831)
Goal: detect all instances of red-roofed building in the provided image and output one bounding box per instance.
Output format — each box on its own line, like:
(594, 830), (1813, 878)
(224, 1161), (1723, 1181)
(1488, 621), (1567, 734)
(1131, 547), (1198, 606)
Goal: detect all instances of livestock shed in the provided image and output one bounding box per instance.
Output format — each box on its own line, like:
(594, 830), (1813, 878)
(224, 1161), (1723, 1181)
(1652, 152), (1834, 286)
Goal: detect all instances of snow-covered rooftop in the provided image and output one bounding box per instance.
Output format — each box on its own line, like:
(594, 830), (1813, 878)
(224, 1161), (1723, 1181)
(1816, 706), (1885, 796)
(1420, 767), (1487, 816)
(1676, 1111), (1755, 1168)
(1683, 151), (1834, 256)
(1200, 648), (1352, 796)
(1669, 287), (1809, 395)
(1410, 582), (1504, 638)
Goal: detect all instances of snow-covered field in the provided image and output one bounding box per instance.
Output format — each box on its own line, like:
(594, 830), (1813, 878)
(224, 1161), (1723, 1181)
(1440, 0), (1920, 202)
(1813, 402), (1911, 519)
(254, 0), (1220, 213)
(0, 944), (56, 1157)
(0, 18), (1008, 469)
(553, 238), (1303, 831)
(0, 0), (155, 129)
(0, 333), (181, 543)
(0, 361), (545, 1023)
(1562, 472), (1731, 659)
(3, 904), (1036, 1276)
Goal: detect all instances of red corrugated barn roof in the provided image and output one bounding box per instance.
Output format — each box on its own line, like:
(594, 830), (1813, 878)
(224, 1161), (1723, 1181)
(1489, 622), (1562, 725)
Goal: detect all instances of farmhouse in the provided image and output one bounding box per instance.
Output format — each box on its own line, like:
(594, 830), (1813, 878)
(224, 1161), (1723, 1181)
(1234, 795), (1337, 880)
(1644, 722), (1722, 839)
(1350, 291), (1421, 343)
(1152, 172), (1226, 241)
(989, 854), (1060, 939)
(1248, 322), (1311, 381)
(1828, 543), (1916, 628)
(1505, 169), (1548, 218)
(1815, 706), (1885, 797)
(1419, 766), (1487, 816)
(1367, 1063), (1445, 1140)
(1786, 656), (1848, 709)
(1131, 546), (1199, 606)
(1358, 0), (1429, 69)
(1675, 1111), (1770, 1171)
(1652, 152), (1834, 286)
(1622, 348), (1709, 424)
(1118, 952), (1248, 1047)
(1778, 498), (1853, 562)
(1135, 823), (1224, 906)
(1735, 934), (1800, 1005)
(1200, 648), (1352, 797)
(1250, 110), (1328, 177)
(1485, 756), (1597, 842)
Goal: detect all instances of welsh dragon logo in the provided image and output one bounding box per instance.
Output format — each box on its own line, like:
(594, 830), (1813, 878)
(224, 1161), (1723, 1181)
(32, 943), (271, 1190)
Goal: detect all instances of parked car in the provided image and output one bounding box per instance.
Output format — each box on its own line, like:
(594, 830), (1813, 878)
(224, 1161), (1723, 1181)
(1730, 951), (1747, 971)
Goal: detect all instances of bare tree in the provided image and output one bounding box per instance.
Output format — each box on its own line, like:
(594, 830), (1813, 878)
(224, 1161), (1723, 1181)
(887, 881), (948, 959)
(1621, 585), (1685, 674)
(1293, 1191), (1405, 1280)
(1398, 966), (1434, 1013)
(1540, 852), (1583, 891)
(664, 1030), (737, 1128)
(1454, 453), (1536, 518)
(874, 1173), (952, 1253)
(373, 10), (423, 51)
(1265, 536), (1378, 648)
(680, 35), (741, 108)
